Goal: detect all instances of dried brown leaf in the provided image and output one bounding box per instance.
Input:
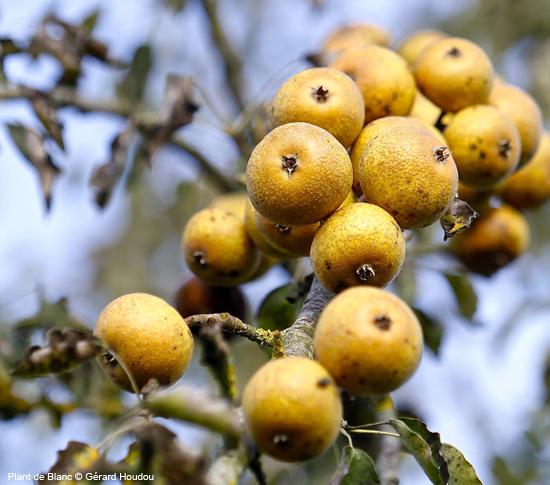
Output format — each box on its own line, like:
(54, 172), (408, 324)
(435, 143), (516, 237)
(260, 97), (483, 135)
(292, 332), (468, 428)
(440, 198), (479, 241)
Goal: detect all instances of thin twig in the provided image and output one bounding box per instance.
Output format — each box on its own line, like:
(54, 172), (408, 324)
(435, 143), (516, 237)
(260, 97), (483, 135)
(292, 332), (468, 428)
(347, 429), (400, 438)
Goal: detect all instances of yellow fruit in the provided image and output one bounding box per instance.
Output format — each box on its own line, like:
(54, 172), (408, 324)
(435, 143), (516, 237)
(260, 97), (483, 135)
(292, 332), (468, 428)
(487, 84), (543, 167)
(182, 208), (261, 286)
(414, 37), (493, 113)
(409, 89), (442, 126)
(349, 116), (429, 196)
(246, 122), (352, 227)
(94, 293), (193, 393)
(244, 198), (295, 260)
(450, 204), (531, 276)
(322, 23), (391, 53)
(329, 45), (416, 124)
(314, 286), (423, 395)
(457, 182), (491, 213)
(272, 67), (365, 148)
(207, 192), (248, 220)
(359, 126), (459, 229)
(255, 210), (319, 258)
(397, 29), (448, 66)
(310, 203), (405, 293)
(443, 105), (521, 189)
(496, 131), (550, 209)
(242, 357), (342, 462)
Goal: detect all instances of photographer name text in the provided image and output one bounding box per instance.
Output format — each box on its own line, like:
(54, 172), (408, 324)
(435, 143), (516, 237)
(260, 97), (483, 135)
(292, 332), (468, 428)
(8, 473), (154, 481)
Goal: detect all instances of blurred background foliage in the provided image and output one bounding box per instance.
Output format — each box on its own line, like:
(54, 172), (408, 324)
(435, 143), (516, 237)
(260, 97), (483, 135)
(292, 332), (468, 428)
(0, 0), (550, 483)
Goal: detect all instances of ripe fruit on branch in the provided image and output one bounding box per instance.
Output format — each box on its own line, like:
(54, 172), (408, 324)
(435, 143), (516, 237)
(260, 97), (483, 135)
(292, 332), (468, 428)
(314, 286), (423, 395)
(396, 29), (447, 66)
(94, 293), (194, 393)
(329, 45), (416, 124)
(414, 37), (493, 113)
(272, 67), (365, 148)
(242, 357), (342, 462)
(443, 105), (521, 189)
(246, 122), (352, 227)
(310, 203), (405, 293)
(182, 208), (261, 286)
(450, 204), (531, 276)
(322, 23), (391, 53)
(207, 192), (248, 219)
(359, 126), (459, 229)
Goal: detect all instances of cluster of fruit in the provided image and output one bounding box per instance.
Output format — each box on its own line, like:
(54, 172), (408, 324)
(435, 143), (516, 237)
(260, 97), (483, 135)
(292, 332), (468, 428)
(93, 23), (550, 465)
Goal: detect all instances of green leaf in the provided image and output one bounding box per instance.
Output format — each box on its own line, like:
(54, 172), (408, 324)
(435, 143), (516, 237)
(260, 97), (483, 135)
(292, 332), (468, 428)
(10, 328), (105, 377)
(30, 90), (64, 149)
(328, 447), (381, 485)
(389, 418), (449, 485)
(257, 282), (303, 333)
(444, 273), (477, 321)
(395, 261), (417, 305)
(81, 9), (100, 35)
(412, 308), (443, 356)
(441, 444), (483, 484)
(117, 44), (152, 104)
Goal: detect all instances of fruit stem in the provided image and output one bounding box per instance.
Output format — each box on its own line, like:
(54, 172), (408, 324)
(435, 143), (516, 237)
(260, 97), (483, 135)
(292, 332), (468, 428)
(347, 429), (400, 438)
(108, 350), (143, 401)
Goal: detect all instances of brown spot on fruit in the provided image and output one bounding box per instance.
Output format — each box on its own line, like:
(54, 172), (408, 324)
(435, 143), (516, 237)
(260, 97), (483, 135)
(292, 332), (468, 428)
(447, 46), (461, 57)
(374, 314), (391, 330)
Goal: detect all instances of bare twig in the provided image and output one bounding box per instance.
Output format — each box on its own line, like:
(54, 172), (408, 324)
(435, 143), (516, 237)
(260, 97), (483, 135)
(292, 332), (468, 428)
(282, 276), (334, 358)
(374, 396), (401, 485)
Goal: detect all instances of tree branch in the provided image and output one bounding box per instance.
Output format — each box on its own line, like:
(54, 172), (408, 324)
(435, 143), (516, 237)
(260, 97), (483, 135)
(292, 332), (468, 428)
(206, 441), (250, 485)
(282, 276), (334, 358)
(375, 396), (401, 485)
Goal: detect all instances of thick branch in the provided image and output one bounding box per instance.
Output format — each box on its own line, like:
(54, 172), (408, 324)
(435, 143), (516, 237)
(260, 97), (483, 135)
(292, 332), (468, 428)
(200, 0), (245, 112)
(375, 396), (400, 485)
(186, 313), (284, 357)
(206, 442), (249, 485)
(282, 277), (334, 358)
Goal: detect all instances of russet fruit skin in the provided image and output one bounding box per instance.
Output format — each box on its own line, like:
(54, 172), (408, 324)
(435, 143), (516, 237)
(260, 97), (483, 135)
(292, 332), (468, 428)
(450, 204), (531, 276)
(246, 122), (352, 227)
(242, 357), (342, 463)
(182, 208), (261, 286)
(359, 126), (459, 230)
(94, 293), (194, 393)
(322, 23), (391, 53)
(349, 116), (430, 196)
(310, 203), (405, 293)
(314, 286), (423, 396)
(443, 105), (521, 190)
(397, 29), (448, 66)
(496, 131), (550, 209)
(272, 67), (365, 148)
(329, 45), (416, 124)
(487, 84), (543, 168)
(414, 37), (493, 113)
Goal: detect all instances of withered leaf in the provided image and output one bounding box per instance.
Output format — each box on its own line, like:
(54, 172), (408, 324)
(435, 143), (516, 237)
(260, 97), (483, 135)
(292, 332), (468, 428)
(90, 128), (133, 208)
(142, 74), (198, 167)
(10, 328), (105, 377)
(440, 198), (479, 241)
(29, 90), (64, 149)
(39, 441), (104, 485)
(7, 123), (60, 209)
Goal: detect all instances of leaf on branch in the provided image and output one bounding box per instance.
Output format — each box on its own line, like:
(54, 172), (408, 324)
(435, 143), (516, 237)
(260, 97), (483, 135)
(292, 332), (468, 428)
(412, 308), (443, 356)
(0, 377), (33, 420)
(118, 422), (208, 485)
(389, 418), (449, 485)
(81, 9), (101, 36)
(117, 44), (152, 104)
(10, 328), (105, 377)
(29, 90), (65, 149)
(444, 273), (478, 322)
(441, 443), (483, 484)
(90, 128), (133, 208)
(257, 280), (308, 333)
(142, 74), (198, 167)
(7, 123), (60, 209)
(0, 38), (23, 83)
(328, 447), (381, 485)
(38, 441), (103, 485)
(440, 198), (479, 241)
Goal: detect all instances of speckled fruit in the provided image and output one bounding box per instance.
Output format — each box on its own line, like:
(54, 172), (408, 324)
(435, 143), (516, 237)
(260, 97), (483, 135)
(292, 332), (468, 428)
(414, 37), (493, 113)
(242, 357), (342, 462)
(182, 208), (261, 286)
(397, 29), (448, 66)
(314, 286), (423, 395)
(349, 116), (429, 196)
(246, 122), (352, 227)
(272, 67), (365, 148)
(322, 23), (391, 53)
(94, 293), (193, 393)
(310, 203), (405, 293)
(444, 105), (521, 189)
(359, 126), (459, 229)
(496, 131), (550, 209)
(488, 84), (543, 167)
(408, 89), (442, 126)
(329, 45), (416, 124)
(450, 204), (531, 276)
